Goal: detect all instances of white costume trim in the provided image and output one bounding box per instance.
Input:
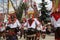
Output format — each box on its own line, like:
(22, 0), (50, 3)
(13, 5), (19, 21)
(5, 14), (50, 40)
(7, 19), (21, 28)
(51, 16), (60, 27)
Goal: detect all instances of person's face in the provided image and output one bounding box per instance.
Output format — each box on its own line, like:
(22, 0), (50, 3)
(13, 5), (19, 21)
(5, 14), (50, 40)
(11, 18), (15, 23)
(23, 20), (25, 23)
(29, 14), (33, 18)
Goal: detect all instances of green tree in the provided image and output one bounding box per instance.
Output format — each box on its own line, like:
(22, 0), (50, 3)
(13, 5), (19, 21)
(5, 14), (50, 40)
(9, 0), (27, 21)
(16, 3), (27, 21)
(40, 0), (50, 23)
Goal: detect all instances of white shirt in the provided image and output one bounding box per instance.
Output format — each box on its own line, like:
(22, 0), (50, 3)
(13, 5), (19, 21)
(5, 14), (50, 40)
(0, 27), (5, 32)
(51, 16), (60, 28)
(24, 18), (40, 29)
(41, 26), (47, 32)
(37, 25), (42, 31)
(7, 19), (21, 28)
(0, 23), (6, 32)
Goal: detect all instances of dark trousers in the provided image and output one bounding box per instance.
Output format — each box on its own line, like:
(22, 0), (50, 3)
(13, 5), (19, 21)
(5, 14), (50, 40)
(6, 35), (18, 40)
(55, 27), (60, 40)
(6, 27), (19, 40)
(26, 28), (37, 35)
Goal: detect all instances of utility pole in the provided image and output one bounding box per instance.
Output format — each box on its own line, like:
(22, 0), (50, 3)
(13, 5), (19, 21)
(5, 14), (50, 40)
(3, 0), (4, 14)
(7, 0), (9, 14)
(3, 0), (4, 22)
(30, 0), (32, 7)
(16, 0), (17, 9)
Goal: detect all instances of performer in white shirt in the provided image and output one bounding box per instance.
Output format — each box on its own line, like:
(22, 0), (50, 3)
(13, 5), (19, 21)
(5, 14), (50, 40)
(24, 14), (42, 40)
(51, 11), (60, 40)
(41, 24), (47, 39)
(21, 18), (27, 38)
(0, 21), (6, 39)
(6, 14), (21, 40)
(24, 15), (40, 29)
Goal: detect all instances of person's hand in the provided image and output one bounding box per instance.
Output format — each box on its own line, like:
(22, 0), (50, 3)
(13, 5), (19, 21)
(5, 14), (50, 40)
(21, 24), (24, 29)
(24, 27), (28, 30)
(17, 31), (21, 36)
(19, 26), (21, 29)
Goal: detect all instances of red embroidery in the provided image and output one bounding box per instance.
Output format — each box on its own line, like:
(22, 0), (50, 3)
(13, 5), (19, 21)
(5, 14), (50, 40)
(43, 27), (45, 30)
(8, 30), (15, 36)
(51, 12), (60, 21)
(28, 18), (34, 26)
(0, 22), (3, 28)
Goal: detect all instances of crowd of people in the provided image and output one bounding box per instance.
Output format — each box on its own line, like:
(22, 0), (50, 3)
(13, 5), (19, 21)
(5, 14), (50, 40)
(0, 13), (54, 40)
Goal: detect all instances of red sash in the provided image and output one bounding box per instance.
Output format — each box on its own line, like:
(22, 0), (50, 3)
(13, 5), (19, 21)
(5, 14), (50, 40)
(28, 18), (34, 26)
(8, 29), (16, 36)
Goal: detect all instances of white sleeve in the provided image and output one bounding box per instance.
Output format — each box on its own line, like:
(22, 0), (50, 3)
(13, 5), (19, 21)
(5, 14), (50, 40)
(40, 25), (43, 30)
(41, 26), (47, 32)
(51, 16), (54, 25)
(34, 18), (40, 25)
(5, 21), (9, 27)
(23, 22), (28, 27)
(16, 20), (21, 27)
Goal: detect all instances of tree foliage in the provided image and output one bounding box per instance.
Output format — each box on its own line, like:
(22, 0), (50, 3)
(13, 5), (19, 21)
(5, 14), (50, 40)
(40, 0), (50, 23)
(16, 3), (27, 21)
(10, 0), (27, 21)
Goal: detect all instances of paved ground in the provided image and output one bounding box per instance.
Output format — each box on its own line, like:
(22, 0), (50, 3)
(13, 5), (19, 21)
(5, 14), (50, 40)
(19, 34), (55, 40)
(0, 34), (54, 40)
